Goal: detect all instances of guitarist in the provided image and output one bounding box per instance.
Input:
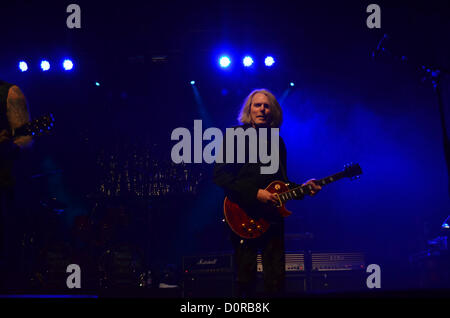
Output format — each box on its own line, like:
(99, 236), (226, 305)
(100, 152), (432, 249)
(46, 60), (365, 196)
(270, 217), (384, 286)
(0, 80), (32, 289)
(213, 89), (321, 297)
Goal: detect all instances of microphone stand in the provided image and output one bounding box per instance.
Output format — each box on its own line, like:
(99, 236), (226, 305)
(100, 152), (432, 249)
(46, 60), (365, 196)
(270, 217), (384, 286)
(373, 34), (450, 197)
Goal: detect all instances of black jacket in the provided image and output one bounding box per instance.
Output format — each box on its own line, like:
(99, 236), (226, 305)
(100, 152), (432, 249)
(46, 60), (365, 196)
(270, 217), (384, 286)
(0, 80), (14, 189)
(213, 124), (288, 211)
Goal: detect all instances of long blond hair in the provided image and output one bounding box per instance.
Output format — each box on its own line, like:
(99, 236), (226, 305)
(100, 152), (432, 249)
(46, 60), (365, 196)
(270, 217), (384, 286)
(238, 89), (282, 128)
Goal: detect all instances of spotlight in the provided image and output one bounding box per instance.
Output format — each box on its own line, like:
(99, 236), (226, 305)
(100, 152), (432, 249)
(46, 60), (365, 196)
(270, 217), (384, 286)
(62, 59), (74, 71)
(190, 80), (195, 85)
(264, 56), (275, 67)
(40, 60), (50, 71)
(18, 61), (28, 72)
(219, 56), (231, 68)
(290, 82), (295, 87)
(95, 82), (100, 87)
(243, 56), (254, 67)
(442, 215), (450, 230)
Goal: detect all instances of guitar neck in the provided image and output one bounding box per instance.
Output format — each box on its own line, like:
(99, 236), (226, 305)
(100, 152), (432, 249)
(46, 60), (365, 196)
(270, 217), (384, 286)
(277, 171), (347, 204)
(13, 114), (54, 138)
(315, 171), (347, 187)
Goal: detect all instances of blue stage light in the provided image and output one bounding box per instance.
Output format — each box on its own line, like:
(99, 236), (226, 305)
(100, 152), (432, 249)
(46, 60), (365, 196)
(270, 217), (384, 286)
(219, 56), (231, 68)
(19, 61), (28, 72)
(190, 80), (195, 85)
(264, 56), (275, 67)
(290, 82), (295, 87)
(95, 82), (100, 87)
(40, 60), (50, 71)
(243, 56), (254, 67)
(62, 59), (73, 71)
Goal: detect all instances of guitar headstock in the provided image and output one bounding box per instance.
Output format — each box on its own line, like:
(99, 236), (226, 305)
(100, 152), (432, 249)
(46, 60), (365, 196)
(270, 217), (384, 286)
(343, 162), (362, 180)
(15, 113), (55, 137)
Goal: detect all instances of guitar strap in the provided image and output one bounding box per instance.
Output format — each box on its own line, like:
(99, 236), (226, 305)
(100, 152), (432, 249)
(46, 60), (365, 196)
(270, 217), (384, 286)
(278, 135), (289, 184)
(280, 159), (288, 183)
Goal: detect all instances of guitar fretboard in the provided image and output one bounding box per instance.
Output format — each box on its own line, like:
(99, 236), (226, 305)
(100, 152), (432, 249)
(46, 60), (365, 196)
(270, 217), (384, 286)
(277, 171), (347, 203)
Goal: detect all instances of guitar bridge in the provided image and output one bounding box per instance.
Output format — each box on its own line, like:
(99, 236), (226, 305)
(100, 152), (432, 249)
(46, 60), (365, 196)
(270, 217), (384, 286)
(274, 193), (282, 208)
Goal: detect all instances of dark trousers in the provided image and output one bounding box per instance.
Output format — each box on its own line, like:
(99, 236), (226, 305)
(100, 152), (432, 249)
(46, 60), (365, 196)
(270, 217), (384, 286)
(0, 188), (22, 289)
(0, 188), (14, 258)
(231, 222), (285, 297)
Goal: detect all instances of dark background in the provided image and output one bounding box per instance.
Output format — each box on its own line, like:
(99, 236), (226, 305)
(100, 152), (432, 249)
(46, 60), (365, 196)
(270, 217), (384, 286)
(0, 0), (449, 290)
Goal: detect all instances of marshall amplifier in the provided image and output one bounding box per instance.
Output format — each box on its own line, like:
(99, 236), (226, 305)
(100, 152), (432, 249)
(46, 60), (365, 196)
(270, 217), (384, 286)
(182, 252), (234, 274)
(182, 252), (235, 297)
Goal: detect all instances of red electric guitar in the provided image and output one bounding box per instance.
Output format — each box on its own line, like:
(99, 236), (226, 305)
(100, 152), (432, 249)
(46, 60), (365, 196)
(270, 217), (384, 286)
(223, 163), (362, 239)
